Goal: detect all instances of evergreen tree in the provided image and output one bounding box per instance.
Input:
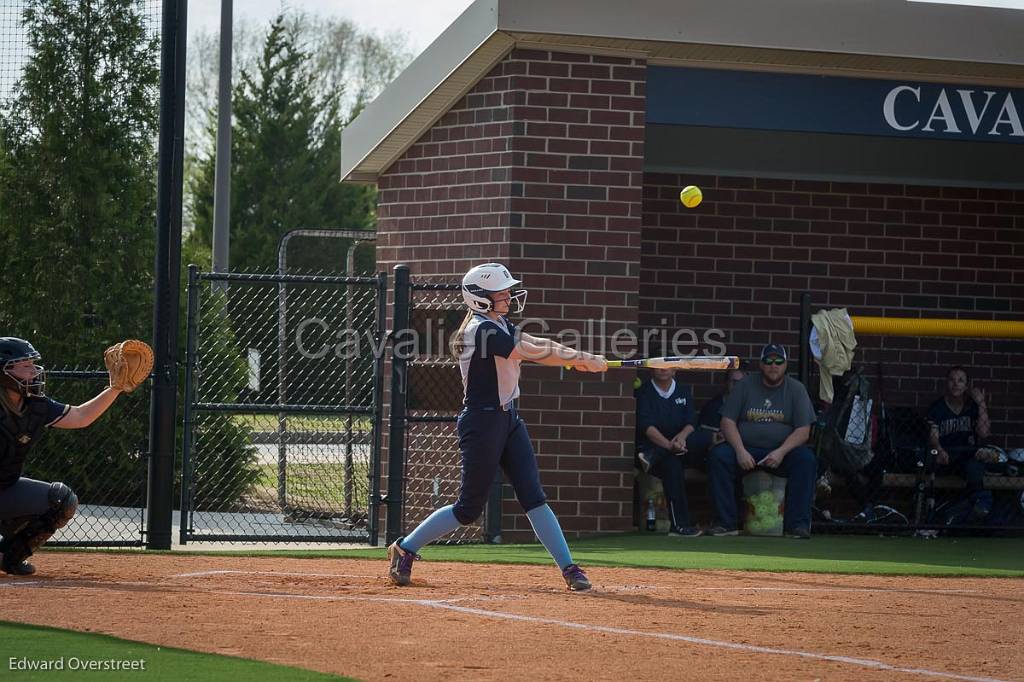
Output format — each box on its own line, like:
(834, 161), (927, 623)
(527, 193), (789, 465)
(0, 0), (159, 505)
(0, 0), (158, 362)
(187, 13), (380, 274)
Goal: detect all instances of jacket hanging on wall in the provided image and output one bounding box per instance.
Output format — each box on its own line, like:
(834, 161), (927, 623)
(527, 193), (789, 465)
(810, 308), (857, 402)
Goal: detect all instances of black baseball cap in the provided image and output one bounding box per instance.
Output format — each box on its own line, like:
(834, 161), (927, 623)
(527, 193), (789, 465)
(760, 343), (787, 362)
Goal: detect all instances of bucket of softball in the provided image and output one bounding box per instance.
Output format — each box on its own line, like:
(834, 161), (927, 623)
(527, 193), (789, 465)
(742, 470), (786, 536)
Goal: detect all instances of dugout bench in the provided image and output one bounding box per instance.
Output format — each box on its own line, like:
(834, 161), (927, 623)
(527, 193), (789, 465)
(635, 464), (1024, 531)
(881, 472), (1024, 525)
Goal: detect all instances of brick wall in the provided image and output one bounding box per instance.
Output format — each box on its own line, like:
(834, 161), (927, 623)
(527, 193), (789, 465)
(641, 174), (1024, 446)
(375, 48), (1024, 542)
(376, 49), (647, 540)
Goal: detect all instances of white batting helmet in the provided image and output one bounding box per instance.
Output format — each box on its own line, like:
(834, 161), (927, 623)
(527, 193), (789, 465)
(461, 263), (527, 314)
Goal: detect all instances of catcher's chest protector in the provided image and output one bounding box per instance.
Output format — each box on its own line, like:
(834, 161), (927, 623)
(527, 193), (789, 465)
(0, 399), (52, 489)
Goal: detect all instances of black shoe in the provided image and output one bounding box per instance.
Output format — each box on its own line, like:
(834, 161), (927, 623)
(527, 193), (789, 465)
(668, 525), (703, 538)
(2, 560), (36, 576)
(704, 526), (738, 537)
(851, 504), (876, 524)
(785, 526), (811, 539)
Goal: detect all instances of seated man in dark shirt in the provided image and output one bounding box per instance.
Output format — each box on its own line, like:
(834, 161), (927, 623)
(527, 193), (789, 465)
(706, 344), (817, 539)
(636, 367), (705, 537)
(927, 365), (995, 519)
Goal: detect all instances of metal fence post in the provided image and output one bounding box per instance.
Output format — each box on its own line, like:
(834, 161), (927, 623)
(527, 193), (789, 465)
(179, 265), (200, 545)
(385, 264), (411, 545)
(147, 0), (188, 551)
(799, 291), (811, 388)
(369, 270), (388, 546)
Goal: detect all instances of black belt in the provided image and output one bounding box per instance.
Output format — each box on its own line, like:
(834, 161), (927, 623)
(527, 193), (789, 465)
(464, 400), (516, 412)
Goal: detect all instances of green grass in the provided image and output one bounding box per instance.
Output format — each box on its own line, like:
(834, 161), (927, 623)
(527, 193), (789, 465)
(234, 414), (372, 432)
(254, 461), (369, 508)
(0, 621), (355, 681)
(149, 533), (1024, 577)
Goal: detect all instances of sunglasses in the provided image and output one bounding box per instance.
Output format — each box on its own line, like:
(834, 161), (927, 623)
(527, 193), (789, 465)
(762, 357), (786, 365)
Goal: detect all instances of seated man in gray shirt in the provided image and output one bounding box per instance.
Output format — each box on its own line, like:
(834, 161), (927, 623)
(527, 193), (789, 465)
(705, 344), (817, 539)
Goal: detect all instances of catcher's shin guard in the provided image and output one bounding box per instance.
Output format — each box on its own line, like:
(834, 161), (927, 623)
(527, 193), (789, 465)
(0, 482), (77, 571)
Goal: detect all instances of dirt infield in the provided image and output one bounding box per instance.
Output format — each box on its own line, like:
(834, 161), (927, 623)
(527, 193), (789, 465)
(2, 553), (1022, 681)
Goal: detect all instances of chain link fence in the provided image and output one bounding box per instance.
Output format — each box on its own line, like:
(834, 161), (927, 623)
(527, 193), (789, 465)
(181, 268), (385, 543)
(24, 371), (148, 546)
(1, 0), (162, 106)
(2, 1), (163, 546)
(811, 351), (1024, 535)
(400, 280), (491, 544)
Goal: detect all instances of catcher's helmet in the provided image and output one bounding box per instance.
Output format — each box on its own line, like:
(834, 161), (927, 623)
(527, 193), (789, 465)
(461, 263), (527, 314)
(0, 337), (46, 397)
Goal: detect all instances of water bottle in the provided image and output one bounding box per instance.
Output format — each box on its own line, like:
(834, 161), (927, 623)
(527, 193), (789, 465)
(646, 496), (656, 531)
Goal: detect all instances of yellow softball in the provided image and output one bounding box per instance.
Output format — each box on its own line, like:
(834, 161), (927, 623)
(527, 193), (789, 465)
(679, 185), (703, 208)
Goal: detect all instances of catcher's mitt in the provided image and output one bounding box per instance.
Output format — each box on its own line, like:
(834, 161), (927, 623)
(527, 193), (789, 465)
(104, 339), (154, 393)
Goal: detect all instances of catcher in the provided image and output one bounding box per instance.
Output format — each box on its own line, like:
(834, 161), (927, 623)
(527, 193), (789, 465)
(0, 337), (152, 575)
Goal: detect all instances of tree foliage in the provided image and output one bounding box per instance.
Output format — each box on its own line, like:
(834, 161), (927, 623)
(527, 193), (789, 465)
(0, 0), (158, 505)
(187, 12), (408, 274)
(0, 0), (158, 362)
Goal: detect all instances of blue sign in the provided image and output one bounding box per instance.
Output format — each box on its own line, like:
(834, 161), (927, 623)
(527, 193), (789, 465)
(646, 66), (1024, 144)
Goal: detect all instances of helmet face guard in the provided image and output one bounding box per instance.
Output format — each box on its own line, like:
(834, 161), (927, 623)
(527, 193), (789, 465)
(0, 337), (46, 398)
(2, 359), (46, 398)
(461, 263), (527, 315)
(506, 289), (528, 314)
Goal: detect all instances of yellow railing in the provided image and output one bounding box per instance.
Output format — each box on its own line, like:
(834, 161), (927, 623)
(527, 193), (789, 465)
(851, 316), (1024, 339)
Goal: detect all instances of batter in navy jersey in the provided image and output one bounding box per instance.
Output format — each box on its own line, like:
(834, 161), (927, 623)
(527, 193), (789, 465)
(0, 337), (126, 575)
(387, 263), (607, 591)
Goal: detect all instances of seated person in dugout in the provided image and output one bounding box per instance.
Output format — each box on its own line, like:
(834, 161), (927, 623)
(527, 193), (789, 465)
(706, 344), (817, 539)
(635, 367), (706, 537)
(927, 365), (998, 520)
(693, 366), (747, 457)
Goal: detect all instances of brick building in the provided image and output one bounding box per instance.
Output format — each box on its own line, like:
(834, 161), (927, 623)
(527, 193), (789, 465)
(341, 0), (1024, 538)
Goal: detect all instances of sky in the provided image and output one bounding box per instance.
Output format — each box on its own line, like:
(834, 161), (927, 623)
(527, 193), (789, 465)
(185, 0), (1024, 59)
(188, 0), (475, 57)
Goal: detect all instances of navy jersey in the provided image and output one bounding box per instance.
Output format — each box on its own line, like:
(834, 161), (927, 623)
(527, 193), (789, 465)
(458, 314), (521, 408)
(927, 397), (980, 453)
(0, 396), (69, 489)
(698, 394), (725, 431)
(635, 380), (695, 451)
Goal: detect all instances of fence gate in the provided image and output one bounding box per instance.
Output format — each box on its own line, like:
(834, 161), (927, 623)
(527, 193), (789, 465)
(181, 268), (386, 544)
(385, 270), (500, 544)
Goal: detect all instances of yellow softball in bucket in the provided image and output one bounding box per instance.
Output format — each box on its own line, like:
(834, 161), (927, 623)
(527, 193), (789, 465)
(679, 185), (703, 208)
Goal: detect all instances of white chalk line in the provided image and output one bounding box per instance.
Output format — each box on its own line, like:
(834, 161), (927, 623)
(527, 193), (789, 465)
(164, 572), (982, 598)
(191, 584), (1012, 682)
(168, 570), (379, 580)
(423, 601), (1011, 682)
(6, 574), (1011, 682)
(691, 587), (981, 595)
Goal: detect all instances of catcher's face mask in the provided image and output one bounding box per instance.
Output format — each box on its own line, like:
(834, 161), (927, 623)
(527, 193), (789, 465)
(3, 358), (46, 397)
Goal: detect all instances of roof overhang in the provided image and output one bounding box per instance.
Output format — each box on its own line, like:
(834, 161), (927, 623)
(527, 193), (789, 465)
(341, 0), (1024, 183)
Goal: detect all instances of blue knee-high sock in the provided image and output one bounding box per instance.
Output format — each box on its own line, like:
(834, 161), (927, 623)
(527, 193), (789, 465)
(399, 505), (461, 554)
(526, 504), (573, 570)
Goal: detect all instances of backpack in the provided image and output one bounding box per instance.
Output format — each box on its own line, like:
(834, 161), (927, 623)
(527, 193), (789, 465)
(816, 368), (875, 474)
